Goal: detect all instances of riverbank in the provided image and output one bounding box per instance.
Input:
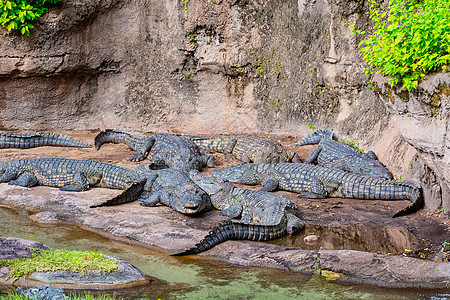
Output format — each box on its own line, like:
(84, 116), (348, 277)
(0, 130), (449, 289)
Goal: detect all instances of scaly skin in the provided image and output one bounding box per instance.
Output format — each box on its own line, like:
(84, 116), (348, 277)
(172, 214), (299, 256)
(189, 170), (303, 229)
(135, 163), (211, 214)
(0, 158), (146, 208)
(184, 135), (301, 164)
(211, 163), (424, 218)
(95, 129), (215, 172)
(171, 170), (305, 256)
(0, 132), (91, 148)
(290, 129), (393, 179)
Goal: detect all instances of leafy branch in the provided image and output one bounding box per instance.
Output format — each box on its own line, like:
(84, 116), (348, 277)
(351, 0), (450, 91)
(0, 0), (60, 36)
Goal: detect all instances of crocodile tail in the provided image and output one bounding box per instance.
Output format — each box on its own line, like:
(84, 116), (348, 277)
(392, 184), (424, 218)
(172, 219), (287, 256)
(95, 129), (149, 152)
(0, 132), (91, 148)
(41, 132), (92, 148)
(90, 181), (145, 208)
(94, 129), (132, 150)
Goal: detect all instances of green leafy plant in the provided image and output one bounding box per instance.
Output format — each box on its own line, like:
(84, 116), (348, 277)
(0, 248), (119, 281)
(338, 139), (364, 152)
(0, 0), (60, 35)
(351, 0), (450, 91)
(394, 174), (403, 181)
(181, 0), (189, 16)
(308, 124), (316, 132)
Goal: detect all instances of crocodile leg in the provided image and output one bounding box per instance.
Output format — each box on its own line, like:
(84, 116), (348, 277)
(304, 145), (322, 164)
(8, 173), (38, 187)
(132, 137), (156, 162)
(0, 169), (18, 183)
(139, 192), (162, 207)
(59, 171), (91, 191)
(297, 177), (327, 199)
(220, 203), (243, 218)
(149, 154), (170, 169)
(138, 174), (159, 206)
(201, 155), (216, 168)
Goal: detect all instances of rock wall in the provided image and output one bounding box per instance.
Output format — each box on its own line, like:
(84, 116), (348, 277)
(0, 0), (447, 213)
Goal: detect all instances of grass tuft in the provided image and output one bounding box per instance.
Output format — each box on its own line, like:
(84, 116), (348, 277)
(0, 248), (119, 281)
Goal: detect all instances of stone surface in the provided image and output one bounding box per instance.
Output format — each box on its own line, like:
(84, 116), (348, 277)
(0, 236), (51, 260)
(375, 73), (450, 214)
(319, 249), (450, 288)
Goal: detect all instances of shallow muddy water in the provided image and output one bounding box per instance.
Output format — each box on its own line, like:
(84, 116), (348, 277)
(272, 223), (431, 255)
(0, 205), (448, 299)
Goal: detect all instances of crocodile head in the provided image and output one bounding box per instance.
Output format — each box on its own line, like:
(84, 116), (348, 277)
(289, 129), (333, 146)
(357, 160), (394, 180)
(189, 170), (225, 196)
(173, 186), (211, 214)
(285, 212), (305, 235)
(210, 163), (260, 185)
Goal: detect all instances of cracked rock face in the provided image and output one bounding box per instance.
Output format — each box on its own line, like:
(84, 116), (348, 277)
(378, 73), (450, 214)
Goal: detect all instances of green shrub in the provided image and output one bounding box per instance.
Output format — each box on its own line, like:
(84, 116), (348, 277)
(352, 0), (450, 91)
(0, 0), (60, 35)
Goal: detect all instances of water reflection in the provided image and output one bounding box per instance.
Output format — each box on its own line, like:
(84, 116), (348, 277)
(0, 205), (446, 299)
(271, 224), (431, 255)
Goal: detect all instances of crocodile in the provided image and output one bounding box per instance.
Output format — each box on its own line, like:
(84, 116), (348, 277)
(0, 157), (146, 208)
(135, 163), (211, 214)
(171, 170), (304, 256)
(94, 129), (215, 172)
(0, 132), (91, 148)
(211, 163), (424, 218)
(289, 129), (393, 179)
(182, 135), (301, 164)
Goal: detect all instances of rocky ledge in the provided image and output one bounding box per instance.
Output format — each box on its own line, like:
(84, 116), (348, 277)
(0, 184), (449, 289)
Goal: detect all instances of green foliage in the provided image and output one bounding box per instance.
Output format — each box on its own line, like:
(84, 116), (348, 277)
(394, 174), (403, 180)
(0, 0), (60, 35)
(181, 0), (189, 16)
(0, 248), (119, 281)
(308, 124), (316, 132)
(338, 139), (364, 152)
(352, 0), (450, 91)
